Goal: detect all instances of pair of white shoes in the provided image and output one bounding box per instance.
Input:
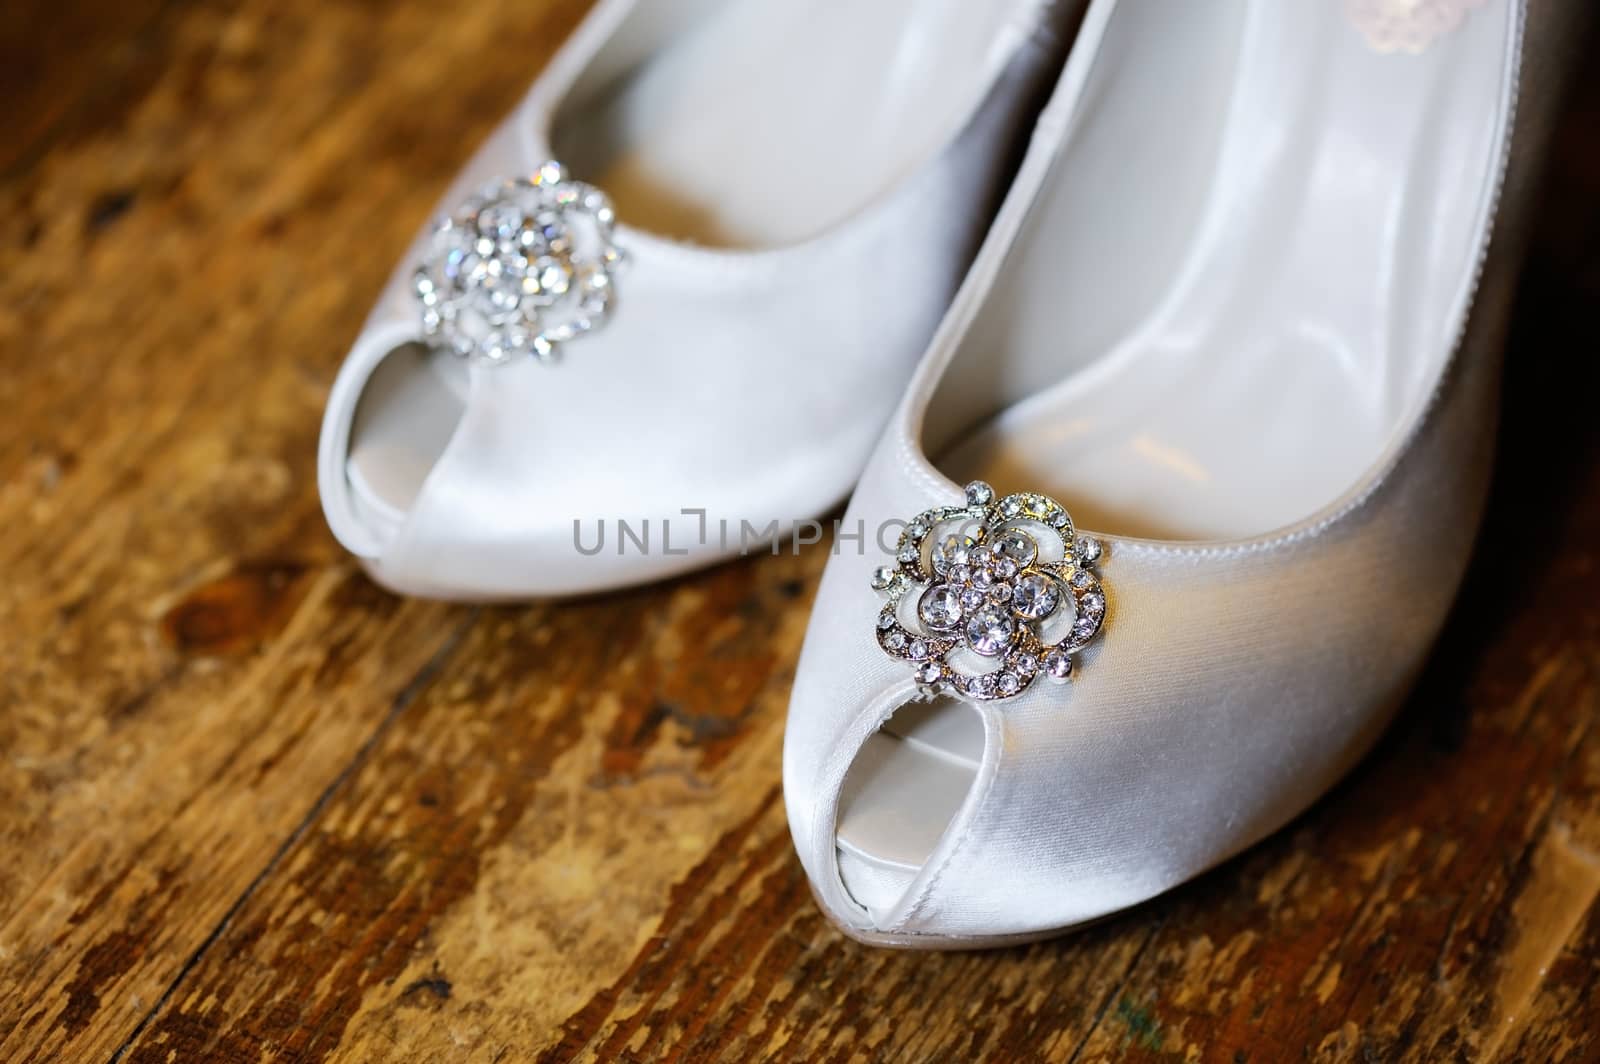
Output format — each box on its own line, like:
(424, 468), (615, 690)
(318, 0), (1577, 946)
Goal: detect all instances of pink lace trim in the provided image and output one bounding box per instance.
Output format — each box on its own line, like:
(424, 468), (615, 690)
(1345, 0), (1491, 54)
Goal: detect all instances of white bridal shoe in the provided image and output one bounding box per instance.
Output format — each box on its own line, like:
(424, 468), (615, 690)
(784, 0), (1583, 946)
(318, 0), (1079, 598)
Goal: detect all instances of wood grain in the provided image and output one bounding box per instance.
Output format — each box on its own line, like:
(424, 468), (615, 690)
(2, 1), (1598, 1060)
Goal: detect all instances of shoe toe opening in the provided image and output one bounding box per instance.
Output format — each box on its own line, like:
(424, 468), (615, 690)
(835, 696), (985, 922)
(342, 342), (469, 545)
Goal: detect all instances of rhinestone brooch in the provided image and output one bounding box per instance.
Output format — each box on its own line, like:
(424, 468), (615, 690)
(413, 161), (623, 365)
(870, 481), (1107, 703)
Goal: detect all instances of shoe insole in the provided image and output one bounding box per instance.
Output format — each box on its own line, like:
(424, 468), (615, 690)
(839, 0), (1512, 912)
(923, 0), (1510, 540)
(554, 0), (1040, 248)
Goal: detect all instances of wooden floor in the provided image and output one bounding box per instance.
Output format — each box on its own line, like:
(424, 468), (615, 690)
(3, 2), (1599, 1060)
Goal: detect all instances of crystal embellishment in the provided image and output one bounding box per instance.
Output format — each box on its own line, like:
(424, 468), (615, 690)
(870, 482), (1110, 704)
(1011, 573), (1060, 621)
(993, 529), (1038, 568)
(918, 585), (964, 633)
(414, 161), (623, 365)
(963, 607), (1015, 658)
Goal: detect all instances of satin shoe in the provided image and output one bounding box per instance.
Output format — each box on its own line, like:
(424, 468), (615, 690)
(784, 0), (1586, 946)
(317, 0), (1078, 597)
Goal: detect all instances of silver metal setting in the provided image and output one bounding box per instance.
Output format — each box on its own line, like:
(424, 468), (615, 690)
(413, 161), (623, 365)
(872, 481), (1108, 704)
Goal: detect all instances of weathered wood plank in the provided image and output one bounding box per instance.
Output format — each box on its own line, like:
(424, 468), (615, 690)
(0, 1), (580, 1059)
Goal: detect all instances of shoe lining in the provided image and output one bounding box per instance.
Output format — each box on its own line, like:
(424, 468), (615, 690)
(924, 0), (1511, 540)
(551, 0), (1044, 248)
